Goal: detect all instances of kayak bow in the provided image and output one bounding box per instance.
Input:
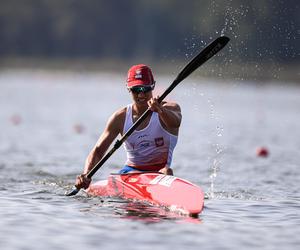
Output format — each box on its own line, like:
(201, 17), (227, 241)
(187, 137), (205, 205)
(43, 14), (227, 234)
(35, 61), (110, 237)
(87, 172), (204, 216)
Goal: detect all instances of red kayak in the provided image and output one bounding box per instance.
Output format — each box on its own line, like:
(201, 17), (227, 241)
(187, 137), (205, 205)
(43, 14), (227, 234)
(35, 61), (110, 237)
(87, 172), (204, 216)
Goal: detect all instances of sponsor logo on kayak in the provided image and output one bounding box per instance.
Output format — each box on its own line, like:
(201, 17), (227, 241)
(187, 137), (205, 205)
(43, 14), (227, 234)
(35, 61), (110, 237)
(149, 175), (165, 185)
(128, 178), (138, 183)
(159, 176), (176, 187)
(150, 175), (176, 187)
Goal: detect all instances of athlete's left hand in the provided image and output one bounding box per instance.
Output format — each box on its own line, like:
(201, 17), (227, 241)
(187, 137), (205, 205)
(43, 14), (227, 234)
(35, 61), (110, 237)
(148, 97), (164, 114)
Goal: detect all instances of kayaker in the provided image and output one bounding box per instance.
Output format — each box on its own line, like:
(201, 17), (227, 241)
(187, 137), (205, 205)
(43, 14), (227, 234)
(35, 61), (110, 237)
(75, 64), (182, 189)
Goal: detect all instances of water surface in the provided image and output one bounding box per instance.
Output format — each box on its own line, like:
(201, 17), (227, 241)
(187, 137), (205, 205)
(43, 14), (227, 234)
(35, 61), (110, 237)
(1, 70), (300, 250)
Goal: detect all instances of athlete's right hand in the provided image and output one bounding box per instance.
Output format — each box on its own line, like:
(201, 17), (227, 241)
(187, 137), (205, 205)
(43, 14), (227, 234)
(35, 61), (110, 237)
(75, 174), (91, 189)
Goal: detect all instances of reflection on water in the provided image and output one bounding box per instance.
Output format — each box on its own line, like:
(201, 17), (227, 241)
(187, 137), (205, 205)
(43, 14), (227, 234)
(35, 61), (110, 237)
(75, 194), (202, 224)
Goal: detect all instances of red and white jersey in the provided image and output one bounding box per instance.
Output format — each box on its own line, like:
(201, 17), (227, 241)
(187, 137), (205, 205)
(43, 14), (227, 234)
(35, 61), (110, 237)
(123, 104), (178, 170)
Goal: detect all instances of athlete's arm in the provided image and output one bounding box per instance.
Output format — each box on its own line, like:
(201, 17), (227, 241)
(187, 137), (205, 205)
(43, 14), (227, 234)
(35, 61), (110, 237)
(75, 108), (125, 189)
(148, 97), (182, 134)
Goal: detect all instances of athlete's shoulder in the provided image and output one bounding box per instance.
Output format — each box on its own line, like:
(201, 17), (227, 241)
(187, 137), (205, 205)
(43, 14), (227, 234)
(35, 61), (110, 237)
(161, 101), (181, 111)
(113, 106), (127, 118)
(109, 106), (127, 124)
(105, 106), (127, 133)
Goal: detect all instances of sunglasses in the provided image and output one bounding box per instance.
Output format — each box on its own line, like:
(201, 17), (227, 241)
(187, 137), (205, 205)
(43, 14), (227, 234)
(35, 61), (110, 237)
(129, 86), (153, 94)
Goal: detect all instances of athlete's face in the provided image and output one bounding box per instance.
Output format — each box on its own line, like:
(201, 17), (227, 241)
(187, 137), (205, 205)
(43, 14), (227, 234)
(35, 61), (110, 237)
(129, 86), (153, 105)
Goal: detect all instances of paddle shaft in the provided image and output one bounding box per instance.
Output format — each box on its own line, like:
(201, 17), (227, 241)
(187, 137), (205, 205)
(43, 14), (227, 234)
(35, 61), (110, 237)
(66, 36), (230, 195)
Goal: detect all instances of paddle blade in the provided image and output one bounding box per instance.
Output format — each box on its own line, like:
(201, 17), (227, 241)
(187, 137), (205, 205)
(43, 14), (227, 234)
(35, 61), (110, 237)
(158, 36), (230, 102)
(176, 36), (230, 83)
(65, 186), (80, 196)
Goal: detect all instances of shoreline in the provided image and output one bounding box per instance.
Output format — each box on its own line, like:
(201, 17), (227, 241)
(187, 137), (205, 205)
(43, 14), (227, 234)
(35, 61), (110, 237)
(0, 57), (299, 84)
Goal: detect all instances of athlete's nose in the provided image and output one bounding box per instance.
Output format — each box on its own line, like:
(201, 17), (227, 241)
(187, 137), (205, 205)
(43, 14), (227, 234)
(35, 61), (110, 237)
(137, 92), (146, 98)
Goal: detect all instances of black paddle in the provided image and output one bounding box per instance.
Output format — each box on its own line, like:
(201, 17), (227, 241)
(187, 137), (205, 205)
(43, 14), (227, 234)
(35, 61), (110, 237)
(66, 36), (230, 196)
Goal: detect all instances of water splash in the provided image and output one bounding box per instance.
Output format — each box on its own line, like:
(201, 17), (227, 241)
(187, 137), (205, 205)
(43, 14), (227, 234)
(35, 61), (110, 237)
(206, 93), (225, 199)
(182, 83), (225, 199)
(183, 36), (206, 59)
(209, 159), (217, 199)
(208, 146), (223, 199)
(220, 3), (249, 38)
(216, 125), (224, 137)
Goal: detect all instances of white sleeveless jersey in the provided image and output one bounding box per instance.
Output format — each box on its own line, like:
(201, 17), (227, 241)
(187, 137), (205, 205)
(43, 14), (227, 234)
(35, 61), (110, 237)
(123, 104), (178, 168)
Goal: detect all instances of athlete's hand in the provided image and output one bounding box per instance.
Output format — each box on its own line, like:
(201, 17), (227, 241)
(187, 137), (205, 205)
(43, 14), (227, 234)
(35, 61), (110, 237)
(159, 167), (174, 176)
(148, 96), (164, 114)
(75, 174), (91, 190)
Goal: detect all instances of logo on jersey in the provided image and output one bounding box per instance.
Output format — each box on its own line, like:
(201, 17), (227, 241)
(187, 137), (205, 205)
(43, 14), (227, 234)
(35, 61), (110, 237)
(138, 134), (148, 139)
(137, 140), (151, 148)
(155, 137), (164, 147)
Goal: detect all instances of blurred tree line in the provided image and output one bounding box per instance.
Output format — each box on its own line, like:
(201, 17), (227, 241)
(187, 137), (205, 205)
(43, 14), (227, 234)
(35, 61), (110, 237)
(0, 0), (299, 65)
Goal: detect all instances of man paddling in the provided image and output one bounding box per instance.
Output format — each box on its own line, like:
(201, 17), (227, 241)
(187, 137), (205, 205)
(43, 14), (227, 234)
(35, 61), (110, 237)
(76, 64), (182, 190)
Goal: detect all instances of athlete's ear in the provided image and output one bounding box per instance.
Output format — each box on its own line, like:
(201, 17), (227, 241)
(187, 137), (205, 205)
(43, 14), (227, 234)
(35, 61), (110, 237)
(151, 82), (156, 90)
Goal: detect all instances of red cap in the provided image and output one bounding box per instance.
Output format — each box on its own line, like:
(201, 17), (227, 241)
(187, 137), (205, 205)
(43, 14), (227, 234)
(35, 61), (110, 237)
(126, 64), (155, 88)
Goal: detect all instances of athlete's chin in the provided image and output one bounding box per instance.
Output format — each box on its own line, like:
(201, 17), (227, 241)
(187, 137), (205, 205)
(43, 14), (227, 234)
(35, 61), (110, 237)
(136, 99), (148, 104)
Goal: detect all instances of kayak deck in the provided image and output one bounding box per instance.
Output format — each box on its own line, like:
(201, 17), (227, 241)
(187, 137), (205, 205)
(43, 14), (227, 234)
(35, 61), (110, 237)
(87, 172), (204, 216)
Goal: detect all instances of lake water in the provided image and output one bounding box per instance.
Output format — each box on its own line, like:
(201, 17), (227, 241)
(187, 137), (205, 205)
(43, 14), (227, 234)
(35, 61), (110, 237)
(0, 69), (300, 250)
